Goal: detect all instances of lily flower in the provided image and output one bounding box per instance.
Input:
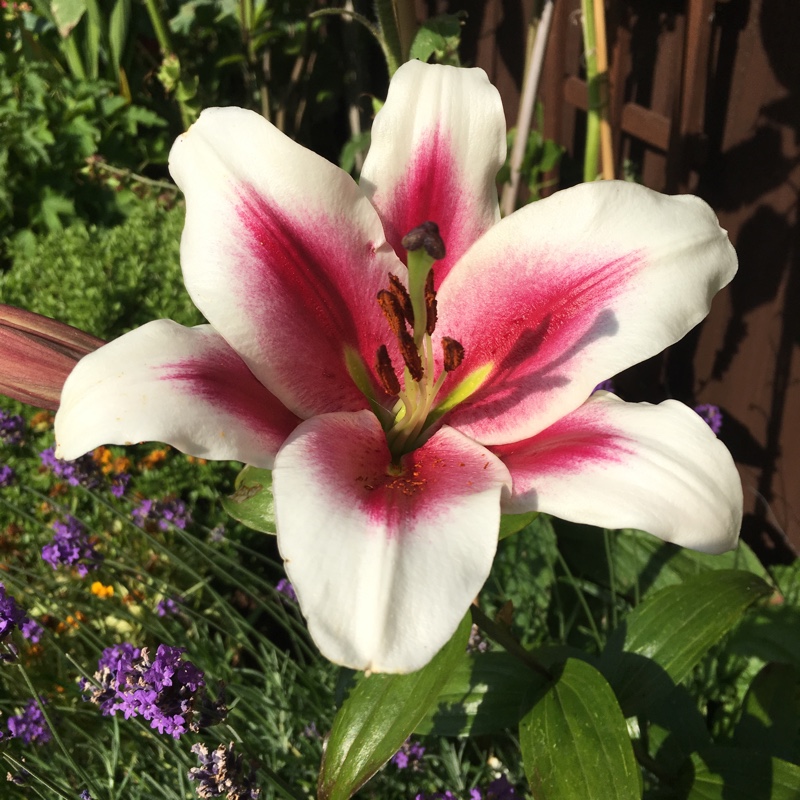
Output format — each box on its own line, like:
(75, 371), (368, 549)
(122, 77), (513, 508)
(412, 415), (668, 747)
(54, 61), (742, 673)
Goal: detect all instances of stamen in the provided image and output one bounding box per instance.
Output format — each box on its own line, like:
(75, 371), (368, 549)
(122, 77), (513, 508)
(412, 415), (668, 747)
(375, 345), (401, 396)
(441, 337), (465, 372)
(388, 273), (414, 326)
(377, 290), (406, 336)
(424, 270), (437, 335)
(401, 221), (446, 260)
(398, 328), (423, 382)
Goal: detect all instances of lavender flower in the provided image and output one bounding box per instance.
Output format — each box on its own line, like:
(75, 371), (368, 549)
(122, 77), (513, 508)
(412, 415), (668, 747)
(132, 498), (192, 531)
(275, 578), (297, 603)
(188, 742), (260, 799)
(20, 618), (44, 643)
(80, 791), (94, 800)
(391, 738), (425, 770)
(416, 777), (517, 800)
(0, 464), (14, 487)
(41, 516), (102, 576)
(0, 410), (25, 445)
(156, 596), (182, 617)
(7, 698), (51, 745)
(83, 643), (224, 739)
(39, 447), (102, 489)
(208, 525), (225, 543)
(694, 403), (723, 435)
(484, 776), (517, 799)
(0, 582), (27, 642)
(110, 472), (131, 498)
(467, 623), (489, 654)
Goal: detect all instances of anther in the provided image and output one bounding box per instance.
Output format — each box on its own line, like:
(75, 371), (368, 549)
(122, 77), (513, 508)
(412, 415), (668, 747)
(388, 273), (414, 326)
(441, 337), (465, 372)
(377, 290), (406, 336)
(425, 270), (438, 335)
(375, 345), (401, 396)
(398, 329), (424, 381)
(401, 221), (446, 260)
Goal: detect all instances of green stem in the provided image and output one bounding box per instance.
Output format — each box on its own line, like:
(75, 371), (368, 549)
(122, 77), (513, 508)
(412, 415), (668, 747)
(143, 0), (194, 130)
(142, 0), (174, 55)
(580, 0), (601, 182)
(470, 605), (553, 681)
(373, 0), (403, 75)
(16, 662), (100, 796)
(2, 754), (73, 799)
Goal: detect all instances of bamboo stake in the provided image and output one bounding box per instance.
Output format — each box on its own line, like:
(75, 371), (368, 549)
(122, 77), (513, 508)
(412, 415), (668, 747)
(593, 0), (615, 179)
(500, 0), (555, 217)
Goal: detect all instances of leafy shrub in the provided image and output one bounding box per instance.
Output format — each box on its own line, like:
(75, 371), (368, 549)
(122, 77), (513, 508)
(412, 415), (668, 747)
(0, 199), (200, 339)
(0, 45), (169, 257)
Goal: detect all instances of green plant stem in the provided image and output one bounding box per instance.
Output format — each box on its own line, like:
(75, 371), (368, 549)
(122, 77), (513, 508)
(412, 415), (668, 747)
(580, 0), (601, 182)
(554, 547), (604, 649)
(16, 661), (101, 796)
(470, 605), (553, 681)
(142, 0), (194, 130)
(2, 754), (73, 799)
(142, 0), (174, 56)
(373, 0), (404, 75)
(89, 161), (179, 192)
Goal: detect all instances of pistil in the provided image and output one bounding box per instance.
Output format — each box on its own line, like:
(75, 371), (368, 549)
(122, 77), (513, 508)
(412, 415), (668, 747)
(373, 221), (468, 457)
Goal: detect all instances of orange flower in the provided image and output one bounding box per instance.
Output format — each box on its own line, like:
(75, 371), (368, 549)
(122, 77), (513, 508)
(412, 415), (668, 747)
(139, 448), (170, 470)
(91, 581), (114, 599)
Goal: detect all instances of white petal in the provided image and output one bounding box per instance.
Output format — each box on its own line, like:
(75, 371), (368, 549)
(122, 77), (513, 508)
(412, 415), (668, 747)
(436, 181), (738, 445)
(169, 107), (403, 419)
(360, 60), (506, 284)
(274, 410), (511, 672)
(496, 392), (742, 553)
(55, 320), (299, 466)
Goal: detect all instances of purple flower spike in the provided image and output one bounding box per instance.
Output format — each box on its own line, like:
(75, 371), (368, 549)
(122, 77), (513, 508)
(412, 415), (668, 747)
(276, 578), (297, 603)
(83, 642), (223, 739)
(7, 697), (52, 745)
(694, 403), (723, 435)
(189, 742), (260, 799)
(39, 447), (102, 489)
(21, 618), (44, 643)
(132, 498), (192, 531)
(0, 582), (27, 643)
(0, 463), (15, 487)
(391, 737), (425, 771)
(41, 516), (102, 575)
(156, 596), (182, 617)
(0, 410), (25, 445)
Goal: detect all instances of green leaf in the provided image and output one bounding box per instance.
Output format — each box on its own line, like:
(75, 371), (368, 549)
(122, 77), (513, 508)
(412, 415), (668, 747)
(339, 131), (371, 176)
(408, 14), (463, 65)
(679, 747), (800, 799)
(519, 658), (640, 800)
(641, 685), (712, 777)
(498, 511), (538, 540)
(51, 0), (86, 37)
(734, 663), (800, 764)
(728, 605), (800, 667)
(600, 570), (772, 716)
(416, 652), (546, 737)
(221, 465), (275, 534)
(318, 615), (471, 800)
(108, 0), (131, 80)
(557, 521), (767, 602)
